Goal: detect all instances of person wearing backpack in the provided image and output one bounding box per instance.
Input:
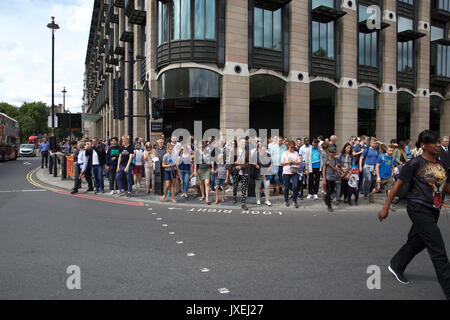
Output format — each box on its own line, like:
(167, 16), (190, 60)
(369, 145), (395, 203)
(379, 130), (450, 300)
(359, 138), (380, 200)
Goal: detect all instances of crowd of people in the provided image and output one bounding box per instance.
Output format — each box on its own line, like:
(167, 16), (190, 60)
(37, 132), (450, 212)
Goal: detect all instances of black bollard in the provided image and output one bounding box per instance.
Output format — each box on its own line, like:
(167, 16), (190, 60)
(49, 154), (53, 175)
(61, 155), (67, 180)
(53, 154), (58, 177)
(153, 161), (164, 196)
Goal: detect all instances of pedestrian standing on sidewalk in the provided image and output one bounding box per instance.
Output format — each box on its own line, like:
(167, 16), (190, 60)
(91, 138), (106, 194)
(369, 145), (395, 203)
(252, 143), (272, 207)
(161, 143), (178, 203)
(281, 140), (301, 208)
(116, 136), (134, 198)
(143, 142), (155, 194)
(71, 141), (86, 194)
(379, 130), (450, 299)
(177, 145), (192, 199)
(195, 141), (213, 205)
(76, 141), (94, 193)
(106, 137), (120, 195)
(338, 143), (353, 203)
(214, 153), (229, 204)
(39, 137), (50, 168)
(132, 142), (144, 190)
(232, 138), (250, 211)
(323, 144), (338, 212)
(304, 139), (324, 200)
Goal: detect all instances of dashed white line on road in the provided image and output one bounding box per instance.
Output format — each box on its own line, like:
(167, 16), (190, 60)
(187, 253), (195, 257)
(176, 241), (183, 245)
(162, 224), (168, 227)
(0, 190), (47, 193)
(157, 218), (163, 221)
(152, 212), (157, 215)
(169, 232), (175, 235)
(201, 268), (210, 273)
(218, 288), (230, 294)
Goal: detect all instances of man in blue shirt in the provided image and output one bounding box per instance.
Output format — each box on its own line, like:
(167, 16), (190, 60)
(369, 145), (394, 203)
(359, 139), (380, 199)
(38, 138), (50, 168)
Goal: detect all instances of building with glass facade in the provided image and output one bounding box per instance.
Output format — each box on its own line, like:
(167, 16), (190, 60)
(83, 0), (450, 146)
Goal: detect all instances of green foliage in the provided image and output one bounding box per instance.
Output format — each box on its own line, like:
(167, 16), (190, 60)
(0, 101), (50, 142)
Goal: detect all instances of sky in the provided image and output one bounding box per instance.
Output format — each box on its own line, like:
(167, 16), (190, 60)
(0, 0), (93, 113)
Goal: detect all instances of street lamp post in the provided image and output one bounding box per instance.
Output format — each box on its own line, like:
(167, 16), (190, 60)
(47, 16), (60, 136)
(62, 87), (67, 113)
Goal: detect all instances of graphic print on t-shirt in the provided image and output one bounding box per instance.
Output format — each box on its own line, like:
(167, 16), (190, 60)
(417, 162), (447, 209)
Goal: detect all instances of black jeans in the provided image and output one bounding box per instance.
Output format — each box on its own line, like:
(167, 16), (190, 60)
(109, 165), (118, 191)
(41, 151), (49, 168)
(390, 202), (450, 300)
(308, 168), (321, 195)
(324, 180), (336, 207)
(72, 164), (93, 192)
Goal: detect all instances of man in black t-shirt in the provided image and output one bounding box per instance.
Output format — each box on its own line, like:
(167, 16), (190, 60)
(379, 130), (450, 300)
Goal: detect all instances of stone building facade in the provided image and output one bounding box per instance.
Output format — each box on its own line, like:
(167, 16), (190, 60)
(83, 0), (450, 147)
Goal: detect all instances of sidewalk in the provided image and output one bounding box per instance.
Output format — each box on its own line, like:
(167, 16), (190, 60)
(35, 168), (406, 212)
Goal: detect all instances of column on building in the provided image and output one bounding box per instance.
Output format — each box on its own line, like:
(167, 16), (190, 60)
(146, 0), (161, 143)
(284, 0), (309, 140)
(220, 0), (249, 136)
(133, 23), (146, 140)
(377, 0), (397, 143)
(335, 1), (358, 148)
(410, 0), (430, 141)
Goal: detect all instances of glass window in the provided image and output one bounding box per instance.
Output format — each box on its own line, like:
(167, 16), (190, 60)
(437, 0), (450, 11)
(254, 8), (263, 47)
(397, 40), (413, 72)
(195, 0), (216, 40)
(158, 1), (169, 45)
(312, 0), (334, 9)
(171, 0), (191, 40)
(431, 26), (444, 41)
(195, 0), (205, 39)
(253, 7), (282, 51)
(312, 21), (334, 58)
(397, 17), (413, 33)
(205, 0), (215, 39)
(432, 44), (450, 77)
(399, 0), (414, 4)
(181, 0), (191, 39)
(358, 87), (378, 137)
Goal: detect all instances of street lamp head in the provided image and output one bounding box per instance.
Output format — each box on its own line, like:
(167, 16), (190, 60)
(47, 16), (60, 31)
(62, 87), (67, 94)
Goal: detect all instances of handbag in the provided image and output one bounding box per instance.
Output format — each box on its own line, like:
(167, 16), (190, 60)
(287, 152), (299, 174)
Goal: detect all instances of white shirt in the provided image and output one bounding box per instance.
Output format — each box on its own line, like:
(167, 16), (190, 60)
(134, 150), (144, 166)
(92, 149), (99, 166)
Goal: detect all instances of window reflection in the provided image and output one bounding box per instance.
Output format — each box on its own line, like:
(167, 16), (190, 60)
(312, 21), (334, 58)
(431, 26), (444, 41)
(195, 0), (216, 39)
(397, 17), (413, 33)
(253, 7), (282, 51)
(312, 0), (334, 9)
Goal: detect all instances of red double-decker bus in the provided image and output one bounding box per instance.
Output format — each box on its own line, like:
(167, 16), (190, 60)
(0, 112), (20, 161)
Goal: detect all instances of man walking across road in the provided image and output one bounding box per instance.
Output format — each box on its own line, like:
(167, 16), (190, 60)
(39, 137), (50, 168)
(379, 130), (450, 300)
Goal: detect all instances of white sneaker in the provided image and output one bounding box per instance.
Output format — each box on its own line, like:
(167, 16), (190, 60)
(307, 194), (313, 200)
(256, 200), (261, 205)
(110, 191), (115, 195)
(313, 194), (319, 200)
(115, 190), (120, 195)
(265, 200), (272, 207)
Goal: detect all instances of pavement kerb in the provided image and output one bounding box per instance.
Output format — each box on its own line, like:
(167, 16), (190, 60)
(33, 168), (407, 213)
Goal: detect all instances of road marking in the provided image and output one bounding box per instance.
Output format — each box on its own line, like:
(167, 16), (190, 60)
(187, 253), (195, 257)
(162, 224), (168, 227)
(169, 232), (175, 235)
(23, 162), (32, 165)
(176, 241), (183, 245)
(0, 190), (47, 193)
(168, 207), (182, 210)
(218, 288), (230, 294)
(152, 213), (157, 215)
(201, 268), (210, 273)
(157, 218), (163, 221)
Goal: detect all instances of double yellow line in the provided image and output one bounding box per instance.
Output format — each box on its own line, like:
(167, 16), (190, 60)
(26, 167), (56, 192)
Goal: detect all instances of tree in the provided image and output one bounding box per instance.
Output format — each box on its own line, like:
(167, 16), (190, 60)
(0, 101), (50, 142)
(0, 102), (20, 119)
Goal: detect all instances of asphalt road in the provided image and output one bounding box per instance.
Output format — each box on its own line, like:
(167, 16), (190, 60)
(0, 157), (449, 300)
